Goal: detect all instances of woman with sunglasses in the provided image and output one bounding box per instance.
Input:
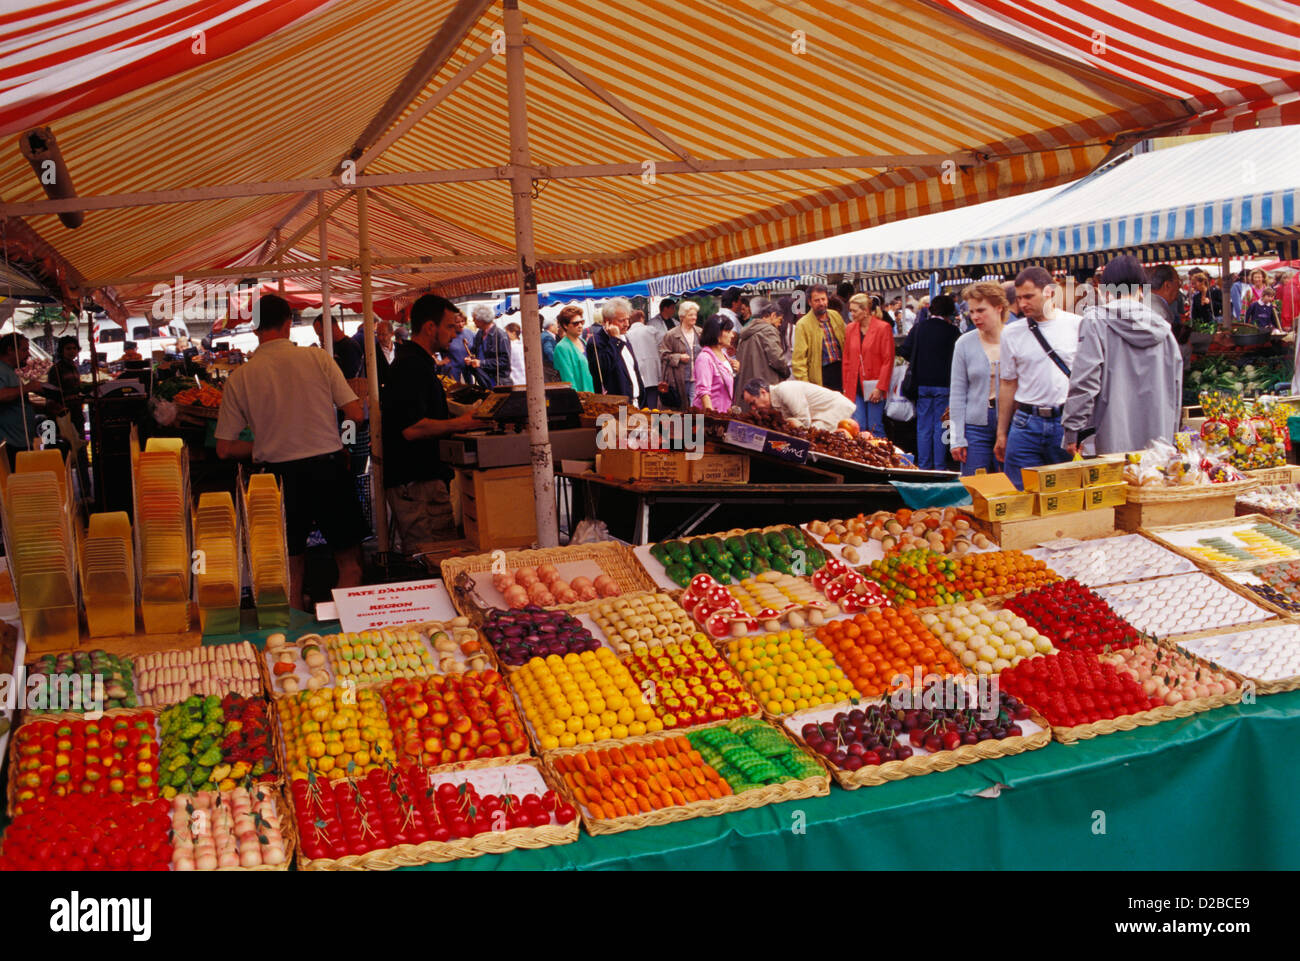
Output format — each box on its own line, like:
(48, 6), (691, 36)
(552, 304), (594, 391)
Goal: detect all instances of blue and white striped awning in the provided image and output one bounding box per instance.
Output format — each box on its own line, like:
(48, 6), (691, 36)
(954, 127), (1300, 267)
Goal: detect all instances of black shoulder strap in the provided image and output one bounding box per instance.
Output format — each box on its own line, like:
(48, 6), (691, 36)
(1027, 318), (1071, 378)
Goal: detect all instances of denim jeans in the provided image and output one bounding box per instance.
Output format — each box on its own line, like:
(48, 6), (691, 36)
(959, 414), (1002, 477)
(1004, 409), (1069, 490)
(853, 394), (886, 438)
(916, 386), (950, 470)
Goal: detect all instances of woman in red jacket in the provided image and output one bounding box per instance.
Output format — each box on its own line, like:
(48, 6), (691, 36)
(842, 293), (896, 438)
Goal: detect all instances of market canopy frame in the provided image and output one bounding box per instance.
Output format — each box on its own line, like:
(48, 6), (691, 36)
(2, 0), (1297, 546)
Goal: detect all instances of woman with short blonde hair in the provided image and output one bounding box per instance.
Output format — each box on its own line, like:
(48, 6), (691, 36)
(949, 282), (1009, 475)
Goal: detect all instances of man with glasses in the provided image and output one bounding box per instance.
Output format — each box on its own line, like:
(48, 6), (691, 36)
(552, 305), (594, 391)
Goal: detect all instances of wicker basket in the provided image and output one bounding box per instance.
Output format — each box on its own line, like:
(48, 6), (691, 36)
(541, 724), (829, 836)
(290, 759), (579, 870)
(1139, 513), (1300, 573)
(7, 707), (158, 817)
(1123, 478), (1259, 503)
(442, 542), (659, 618)
(1165, 619), (1300, 696)
(781, 705), (1052, 789)
(1048, 687), (1242, 745)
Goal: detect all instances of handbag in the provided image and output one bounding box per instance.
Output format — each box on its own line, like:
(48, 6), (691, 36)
(900, 331), (919, 403)
(886, 364), (915, 422)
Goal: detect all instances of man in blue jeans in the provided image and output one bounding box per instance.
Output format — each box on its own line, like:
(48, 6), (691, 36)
(901, 294), (960, 470)
(994, 267), (1083, 489)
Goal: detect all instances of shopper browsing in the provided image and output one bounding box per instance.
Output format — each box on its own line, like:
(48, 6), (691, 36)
(841, 294), (895, 437)
(0, 333), (41, 469)
(793, 284), (846, 391)
(692, 315), (736, 412)
(660, 300), (702, 410)
(735, 298), (790, 412)
(314, 310), (363, 379)
(586, 298), (644, 405)
(1244, 286), (1280, 329)
(1061, 256), (1182, 458)
(949, 283), (1008, 476)
(382, 294), (490, 553)
(994, 267), (1083, 489)
(742, 378), (856, 432)
(506, 322), (526, 384)
(467, 305), (512, 387)
(902, 293), (961, 470)
(623, 309), (664, 409)
(215, 293), (367, 611)
(552, 306), (594, 391)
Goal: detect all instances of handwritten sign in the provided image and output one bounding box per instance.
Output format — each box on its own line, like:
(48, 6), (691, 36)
(331, 579), (458, 633)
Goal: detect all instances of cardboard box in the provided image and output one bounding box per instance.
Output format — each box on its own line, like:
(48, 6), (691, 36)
(1021, 462), (1084, 493)
(965, 507), (1116, 551)
(1076, 458), (1126, 487)
(1083, 483), (1126, 509)
(1034, 489), (1085, 516)
(960, 470), (1034, 522)
(688, 454), (749, 485)
(597, 450), (691, 484)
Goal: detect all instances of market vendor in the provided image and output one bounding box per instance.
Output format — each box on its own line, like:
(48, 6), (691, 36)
(742, 377), (856, 431)
(215, 293), (367, 611)
(0, 333), (41, 469)
(382, 294), (489, 553)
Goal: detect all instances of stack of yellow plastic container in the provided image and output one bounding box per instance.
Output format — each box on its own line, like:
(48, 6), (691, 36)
(244, 473), (290, 627)
(81, 511), (135, 637)
(5, 450), (77, 651)
(193, 491), (240, 634)
(136, 438), (190, 633)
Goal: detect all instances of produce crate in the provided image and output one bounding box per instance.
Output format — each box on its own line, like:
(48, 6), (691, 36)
(442, 541), (657, 618)
(1115, 478), (1259, 531)
(781, 697), (1051, 789)
(1167, 620), (1300, 696)
(1139, 514), (1300, 573)
(541, 725), (828, 836)
(290, 759), (579, 870)
(1245, 466), (1300, 486)
(962, 507), (1115, 551)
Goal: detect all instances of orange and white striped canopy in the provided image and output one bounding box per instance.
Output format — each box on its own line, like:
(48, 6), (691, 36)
(0, 0), (1296, 309)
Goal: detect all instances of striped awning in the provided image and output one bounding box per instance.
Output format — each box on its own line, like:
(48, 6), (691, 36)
(954, 126), (1300, 267)
(0, 0), (1296, 309)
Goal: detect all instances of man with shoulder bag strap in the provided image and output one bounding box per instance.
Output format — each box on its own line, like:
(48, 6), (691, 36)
(994, 266), (1083, 490)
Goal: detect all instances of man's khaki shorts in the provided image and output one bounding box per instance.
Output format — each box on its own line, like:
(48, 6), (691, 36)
(386, 479), (456, 554)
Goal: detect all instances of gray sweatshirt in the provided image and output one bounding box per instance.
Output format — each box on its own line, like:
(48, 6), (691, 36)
(1062, 299), (1183, 454)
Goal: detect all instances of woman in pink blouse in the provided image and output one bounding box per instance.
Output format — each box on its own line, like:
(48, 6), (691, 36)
(692, 315), (737, 411)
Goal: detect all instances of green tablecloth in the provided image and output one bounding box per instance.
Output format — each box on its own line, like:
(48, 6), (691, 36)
(407, 693), (1300, 871)
(205, 618), (1300, 870)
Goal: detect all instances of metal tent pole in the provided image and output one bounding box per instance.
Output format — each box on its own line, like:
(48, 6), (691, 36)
(505, 0), (558, 547)
(318, 192), (332, 355)
(357, 188), (388, 551)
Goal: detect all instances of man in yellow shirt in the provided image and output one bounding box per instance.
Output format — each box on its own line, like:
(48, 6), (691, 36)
(792, 284), (846, 390)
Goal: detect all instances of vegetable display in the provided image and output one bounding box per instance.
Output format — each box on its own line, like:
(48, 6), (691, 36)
(649, 526), (823, 588)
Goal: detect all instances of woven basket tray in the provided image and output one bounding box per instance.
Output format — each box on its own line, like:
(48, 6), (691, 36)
(1048, 688), (1241, 745)
(290, 759), (579, 870)
(1164, 619), (1300, 696)
(781, 704), (1052, 789)
(443, 542), (659, 618)
(1124, 477), (1259, 503)
(541, 724), (829, 836)
(205, 782), (297, 872)
(1138, 513), (1300, 573)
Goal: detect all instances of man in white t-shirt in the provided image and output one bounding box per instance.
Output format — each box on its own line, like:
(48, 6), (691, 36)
(994, 266), (1083, 490)
(742, 377), (856, 431)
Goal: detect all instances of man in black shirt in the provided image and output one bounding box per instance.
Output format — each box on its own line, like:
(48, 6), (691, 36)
(382, 294), (487, 553)
(315, 310), (364, 379)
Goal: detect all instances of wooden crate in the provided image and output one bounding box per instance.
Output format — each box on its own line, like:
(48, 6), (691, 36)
(964, 507), (1115, 550)
(457, 466), (537, 551)
(1115, 494), (1239, 531)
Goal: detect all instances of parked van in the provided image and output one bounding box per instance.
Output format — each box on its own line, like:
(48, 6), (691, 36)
(94, 317), (191, 363)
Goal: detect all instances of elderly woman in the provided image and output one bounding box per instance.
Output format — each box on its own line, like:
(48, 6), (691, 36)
(585, 297), (644, 404)
(660, 299), (701, 410)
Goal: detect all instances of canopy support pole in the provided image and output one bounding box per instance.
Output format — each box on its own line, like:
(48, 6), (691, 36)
(357, 187), (388, 552)
(506, 0), (558, 548)
(1220, 236), (1232, 324)
(318, 192), (332, 355)
(274, 229), (285, 294)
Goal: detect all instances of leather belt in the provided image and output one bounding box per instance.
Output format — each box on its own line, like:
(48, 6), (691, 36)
(1016, 402), (1062, 419)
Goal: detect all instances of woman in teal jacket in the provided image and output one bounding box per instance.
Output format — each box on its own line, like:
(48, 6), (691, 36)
(552, 305), (594, 391)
